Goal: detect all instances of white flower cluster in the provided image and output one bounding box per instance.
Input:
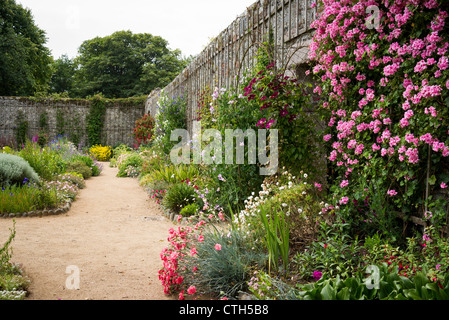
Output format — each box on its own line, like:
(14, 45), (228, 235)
(234, 169), (306, 229)
(0, 290), (27, 300)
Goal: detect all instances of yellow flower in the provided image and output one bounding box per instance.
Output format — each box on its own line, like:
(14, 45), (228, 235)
(89, 145), (112, 161)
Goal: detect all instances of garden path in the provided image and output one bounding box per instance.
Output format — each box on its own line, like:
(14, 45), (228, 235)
(0, 163), (175, 300)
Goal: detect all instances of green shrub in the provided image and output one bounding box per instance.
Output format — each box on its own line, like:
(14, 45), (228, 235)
(179, 203), (199, 217)
(0, 154), (40, 188)
(56, 173), (86, 189)
(162, 183), (196, 213)
(293, 222), (364, 282)
(0, 183), (58, 215)
(66, 161), (92, 180)
(19, 141), (66, 181)
(110, 144), (132, 167)
(117, 153), (143, 177)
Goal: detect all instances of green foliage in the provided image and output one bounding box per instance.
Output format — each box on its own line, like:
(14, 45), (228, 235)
(258, 203), (289, 275)
(0, 0), (53, 96)
(180, 203), (199, 217)
(293, 222), (365, 281)
(73, 30), (186, 98)
(0, 220), (29, 300)
(19, 140), (66, 181)
(57, 172), (86, 190)
(15, 111), (28, 146)
(153, 93), (187, 155)
(49, 54), (76, 96)
(163, 183), (196, 213)
(86, 95), (106, 147)
(295, 264), (449, 301)
(117, 152), (143, 177)
(55, 109), (65, 137)
(65, 161), (92, 180)
(180, 227), (267, 299)
(144, 163), (200, 186)
(0, 153), (40, 188)
(0, 183), (59, 214)
(0, 220), (15, 274)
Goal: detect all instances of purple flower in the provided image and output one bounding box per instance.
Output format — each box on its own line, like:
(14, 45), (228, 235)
(313, 271), (322, 281)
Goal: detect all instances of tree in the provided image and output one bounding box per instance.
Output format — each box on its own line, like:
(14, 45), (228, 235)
(0, 0), (53, 96)
(73, 30), (187, 98)
(48, 54), (76, 96)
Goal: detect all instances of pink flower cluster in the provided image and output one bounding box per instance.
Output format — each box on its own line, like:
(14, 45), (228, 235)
(159, 221), (206, 296)
(309, 0), (449, 203)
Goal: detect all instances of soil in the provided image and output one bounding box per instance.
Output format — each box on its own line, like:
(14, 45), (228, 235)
(0, 163), (176, 300)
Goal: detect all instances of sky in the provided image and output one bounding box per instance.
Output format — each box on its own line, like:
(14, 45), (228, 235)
(16, 0), (257, 59)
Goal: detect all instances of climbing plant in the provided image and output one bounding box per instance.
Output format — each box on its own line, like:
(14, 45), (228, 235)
(86, 95), (107, 147)
(15, 111), (29, 146)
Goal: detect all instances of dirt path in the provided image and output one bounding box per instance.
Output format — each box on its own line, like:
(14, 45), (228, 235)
(0, 163), (175, 300)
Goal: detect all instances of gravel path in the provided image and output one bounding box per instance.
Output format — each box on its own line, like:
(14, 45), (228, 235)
(0, 163), (175, 300)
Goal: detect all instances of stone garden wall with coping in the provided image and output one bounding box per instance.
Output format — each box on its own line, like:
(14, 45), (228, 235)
(0, 96), (144, 147)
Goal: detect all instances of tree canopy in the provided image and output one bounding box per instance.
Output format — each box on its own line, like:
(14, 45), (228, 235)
(0, 0), (53, 96)
(48, 54), (76, 96)
(73, 30), (189, 98)
(0, 1), (189, 99)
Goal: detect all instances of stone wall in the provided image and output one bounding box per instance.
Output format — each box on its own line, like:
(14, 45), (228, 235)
(0, 96), (144, 147)
(145, 0), (318, 133)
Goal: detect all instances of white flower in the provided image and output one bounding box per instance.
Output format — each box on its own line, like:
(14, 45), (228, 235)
(298, 208), (303, 214)
(282, 203), (288, 207)
(304, 174), (308, 178)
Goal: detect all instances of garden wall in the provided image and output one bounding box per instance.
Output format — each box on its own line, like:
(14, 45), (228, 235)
(0, 96), (144, 147)
(145, 0), (318, 133)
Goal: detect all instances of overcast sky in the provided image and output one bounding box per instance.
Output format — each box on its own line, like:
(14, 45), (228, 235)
(16, 0), (257, 59)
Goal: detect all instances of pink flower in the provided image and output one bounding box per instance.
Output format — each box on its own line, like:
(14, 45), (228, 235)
(313, 271), (323, 281)
(387, 190), (398, 196)
(215, 244), (222, 251)
(354, 144), (364, 155)
(179, 291), (185, 300)
(339, 197), (349, 205)
(187, 286), (196, 295)
(340, 180), (349, 188)
(441, 183), (448, 189)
